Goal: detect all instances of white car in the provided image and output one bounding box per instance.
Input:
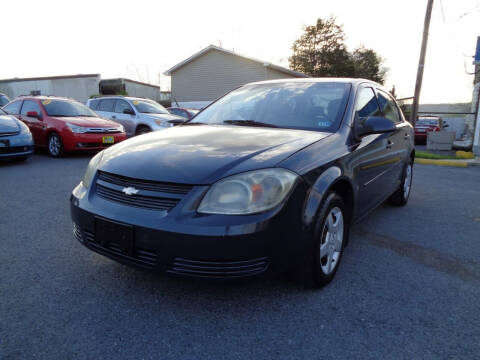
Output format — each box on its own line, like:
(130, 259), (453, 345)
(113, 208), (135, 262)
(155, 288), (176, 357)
(87, 96), (184, 137)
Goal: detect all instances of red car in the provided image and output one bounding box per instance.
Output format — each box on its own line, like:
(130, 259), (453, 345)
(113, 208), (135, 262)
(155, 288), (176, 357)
(2, 96), (126, 157)
(414, 116), (447, 143)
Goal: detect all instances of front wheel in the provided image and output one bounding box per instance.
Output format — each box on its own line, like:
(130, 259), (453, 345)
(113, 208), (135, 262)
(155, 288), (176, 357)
(299, 192), (348, 288)
(48, 132), (64, 157)
(388, 161), (413, 206)
(135, 125), (151, 136)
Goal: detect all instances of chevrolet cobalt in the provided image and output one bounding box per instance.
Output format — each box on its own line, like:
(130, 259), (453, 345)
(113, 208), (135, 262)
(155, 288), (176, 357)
(70, 79), (414, 288)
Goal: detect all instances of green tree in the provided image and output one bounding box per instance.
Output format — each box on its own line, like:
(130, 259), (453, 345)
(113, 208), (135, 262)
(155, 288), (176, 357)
(352, 45), (387, 84)
(289, 17), (354, 77)
(289, 17), (387, 83)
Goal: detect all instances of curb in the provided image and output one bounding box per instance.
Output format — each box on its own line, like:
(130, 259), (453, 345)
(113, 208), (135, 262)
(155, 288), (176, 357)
(414, 158), (469, 167)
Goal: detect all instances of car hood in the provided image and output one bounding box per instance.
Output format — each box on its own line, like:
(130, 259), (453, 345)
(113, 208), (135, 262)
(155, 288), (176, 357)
(50, 116), (119, 127)
(100, 125), (330, 184)
(0, 114), (20, 133)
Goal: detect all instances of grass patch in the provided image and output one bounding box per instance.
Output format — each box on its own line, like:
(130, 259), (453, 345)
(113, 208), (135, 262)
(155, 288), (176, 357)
(415, 151), (457, 160)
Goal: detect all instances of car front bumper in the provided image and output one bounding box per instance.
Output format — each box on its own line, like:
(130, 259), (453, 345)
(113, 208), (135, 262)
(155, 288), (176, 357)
(0, 132), (34, 158)
(63, 132), (127, 151)
(70, 179), (310, 280)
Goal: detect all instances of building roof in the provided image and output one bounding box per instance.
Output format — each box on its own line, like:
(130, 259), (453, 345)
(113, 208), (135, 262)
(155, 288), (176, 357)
(163, 45), (308, 78)
(100, 78), (160, 89)
(0, 74), (100, 83)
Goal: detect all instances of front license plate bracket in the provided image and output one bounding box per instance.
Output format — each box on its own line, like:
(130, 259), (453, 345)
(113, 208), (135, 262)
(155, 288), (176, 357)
(95, 217), (134, 255)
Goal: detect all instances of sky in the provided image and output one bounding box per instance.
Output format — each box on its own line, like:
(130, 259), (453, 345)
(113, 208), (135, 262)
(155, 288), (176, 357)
(1, 0), (479, 104)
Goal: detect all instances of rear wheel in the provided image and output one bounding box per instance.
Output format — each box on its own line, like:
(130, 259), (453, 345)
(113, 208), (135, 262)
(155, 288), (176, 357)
(388, 161), (413, 206)
(48, 132), (64, 157)
(135, 125), (151, 136)
(298, 192), (348, 288)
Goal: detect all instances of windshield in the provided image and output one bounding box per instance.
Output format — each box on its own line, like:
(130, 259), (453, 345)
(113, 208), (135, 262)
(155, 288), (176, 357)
(188, 109), (200, 116)
(42, 100), (98, 117)
(0, 108), (6, 115)
(132, 100), (169, 114)
(191, 82), (351, 132)
(417, 118), (439, 126)
(0, 94), (9, 107)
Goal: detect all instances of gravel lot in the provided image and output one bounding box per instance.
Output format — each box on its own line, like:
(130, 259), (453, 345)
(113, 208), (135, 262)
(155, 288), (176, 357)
(1, 153), (479, 360)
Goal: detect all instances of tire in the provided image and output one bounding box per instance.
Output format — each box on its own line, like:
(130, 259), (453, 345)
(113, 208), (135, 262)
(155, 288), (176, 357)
(135, 125), (151, 136)
(48, 132), (64, 157)
(388, 160), (413, 206)
(299, 192), (348, 288)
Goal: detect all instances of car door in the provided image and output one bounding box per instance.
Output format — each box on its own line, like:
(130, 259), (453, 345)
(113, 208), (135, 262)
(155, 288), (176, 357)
(113, 99), (137, 136)
(350, 86), (398, 213)
(19, 100), (46, 145)
(95, 98), (116, 121)
(376, 89), (408, 192)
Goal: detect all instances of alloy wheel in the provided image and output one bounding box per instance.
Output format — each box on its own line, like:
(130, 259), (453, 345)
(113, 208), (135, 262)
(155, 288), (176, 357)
(403, 164), (412, 199)
(49, 135), (61, 156)
(319, 206), (344, 275)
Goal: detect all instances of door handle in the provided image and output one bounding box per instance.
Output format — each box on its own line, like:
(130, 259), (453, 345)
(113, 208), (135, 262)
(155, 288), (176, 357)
(386, 140), (394, 149)
(404, 133), (410, 140)
(111, 115), (116, 119)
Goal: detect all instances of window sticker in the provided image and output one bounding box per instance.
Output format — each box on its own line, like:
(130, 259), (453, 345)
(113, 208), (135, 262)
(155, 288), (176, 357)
(42, 99), (52, 105)
(133, 100), (139, 105)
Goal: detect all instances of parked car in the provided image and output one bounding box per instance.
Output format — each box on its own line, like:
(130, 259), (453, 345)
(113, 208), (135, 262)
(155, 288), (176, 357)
(414, 116), (447, 143)
(71, 78), (414, 288)
(87, 96), (184, 137)
(3, 96), (126, 157)
(167, 107), (200, 120)
(0, 93), (10, 107)
(0, 107), (34, 161)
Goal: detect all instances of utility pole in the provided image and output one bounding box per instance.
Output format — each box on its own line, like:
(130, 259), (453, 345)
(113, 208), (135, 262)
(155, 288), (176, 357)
(410, 0), (434, 124)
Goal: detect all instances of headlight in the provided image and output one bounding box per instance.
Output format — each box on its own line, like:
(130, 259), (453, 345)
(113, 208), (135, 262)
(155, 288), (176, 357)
(82, 151), (104, 188)
(198, 168), (298, 215)
(66, 123), (88, 133)
(116, 124), (125, 132)
(18, 120), (31, 134)
(154, 119), (172, 127)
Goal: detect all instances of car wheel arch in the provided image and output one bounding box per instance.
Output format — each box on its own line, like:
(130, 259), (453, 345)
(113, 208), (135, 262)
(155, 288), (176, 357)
(135, 124), (151, 133)
(302, 166), (355, 231)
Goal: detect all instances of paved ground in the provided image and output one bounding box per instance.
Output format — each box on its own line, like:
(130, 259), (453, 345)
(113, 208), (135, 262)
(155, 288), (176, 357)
(1, 153), (480, 360)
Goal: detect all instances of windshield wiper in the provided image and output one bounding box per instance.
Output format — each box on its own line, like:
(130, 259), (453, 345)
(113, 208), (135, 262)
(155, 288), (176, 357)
(223, 120), (278, 128)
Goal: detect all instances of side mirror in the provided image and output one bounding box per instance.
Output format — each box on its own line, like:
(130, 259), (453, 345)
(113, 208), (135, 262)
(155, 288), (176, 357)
(443, 123), (449, 128)
(168, 118), (188, 126)
(26, 111), (41, 119)
(356, 116), (395, 138)
(123, 108), (135, 115)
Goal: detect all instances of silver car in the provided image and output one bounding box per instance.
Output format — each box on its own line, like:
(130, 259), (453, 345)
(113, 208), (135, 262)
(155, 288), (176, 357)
(87, 96), (184, 137)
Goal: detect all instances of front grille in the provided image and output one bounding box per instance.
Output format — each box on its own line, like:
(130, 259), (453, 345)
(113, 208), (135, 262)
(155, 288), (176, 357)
(74, 227), (157, 269)
(0, 146), (31, 155)
(95, 171), (192, 211)
(0, 131), (19, 137)
(168, 257), (269, 278)
(85, 128), (121, 134)
(96, 184), (180, 211)
(97, 171), (193, 194)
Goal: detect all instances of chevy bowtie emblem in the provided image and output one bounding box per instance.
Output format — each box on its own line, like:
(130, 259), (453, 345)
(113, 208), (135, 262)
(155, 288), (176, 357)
(122, 187), (139, 196)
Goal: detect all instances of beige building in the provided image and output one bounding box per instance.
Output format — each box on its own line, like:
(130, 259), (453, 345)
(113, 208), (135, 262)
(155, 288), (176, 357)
(164, 45), (308, 108)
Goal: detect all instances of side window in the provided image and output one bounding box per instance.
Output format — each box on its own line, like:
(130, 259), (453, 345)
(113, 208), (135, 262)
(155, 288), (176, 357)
(170, 108), (186, 118)
(114, 100), (133, 114)
(89, 99), (100, 110)
(21, 100), (42, 116)
(3, 100), (22, 115)
(355, 88), (381, 125)
(377, 90), (401, 124)
(98, 99), (115, 112)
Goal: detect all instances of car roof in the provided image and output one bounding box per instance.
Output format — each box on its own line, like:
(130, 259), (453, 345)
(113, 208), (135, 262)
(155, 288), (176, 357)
(14, 95), (77, 102)
(247, 77), (381, 86)
(90, 96), (153, 101)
